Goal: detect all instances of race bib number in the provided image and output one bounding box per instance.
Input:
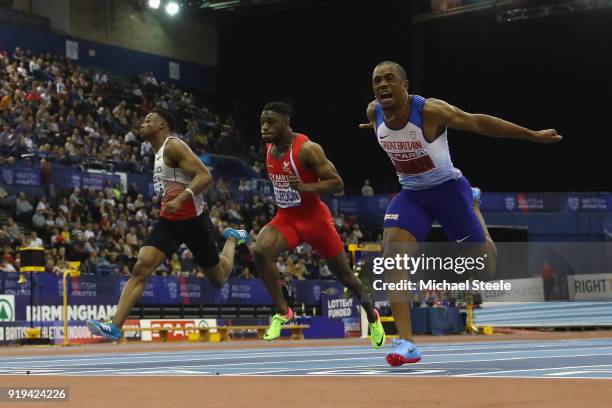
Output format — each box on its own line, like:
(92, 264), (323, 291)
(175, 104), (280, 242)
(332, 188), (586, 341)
(274, 186), (301, 208)
(153, 172), (165, 198)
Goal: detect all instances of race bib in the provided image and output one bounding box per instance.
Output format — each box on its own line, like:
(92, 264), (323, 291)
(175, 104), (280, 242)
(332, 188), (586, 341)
(273, 186), (301, 208)
(152, 172), (165, 198)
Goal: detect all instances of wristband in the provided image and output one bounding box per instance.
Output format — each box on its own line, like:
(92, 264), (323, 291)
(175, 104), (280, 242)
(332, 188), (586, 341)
(185, 188), (195, 200)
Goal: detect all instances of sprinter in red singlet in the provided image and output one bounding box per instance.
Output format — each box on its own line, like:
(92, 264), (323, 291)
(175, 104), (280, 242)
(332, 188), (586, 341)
(86, 109), (249, 342)
(255, 102), (385, 348)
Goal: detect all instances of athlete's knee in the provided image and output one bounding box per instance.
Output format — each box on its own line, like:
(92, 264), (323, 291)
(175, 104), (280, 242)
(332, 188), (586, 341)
(472, 239), (497, 281)
(382, 246), (403, 262)
(379, 247), (409, 283)
(131, 255), (158, 280)
(254, 243), (276, 264)
(382, 240), (417, 260)
(200, 258), (228, 289)
(483, 239), (498, 277)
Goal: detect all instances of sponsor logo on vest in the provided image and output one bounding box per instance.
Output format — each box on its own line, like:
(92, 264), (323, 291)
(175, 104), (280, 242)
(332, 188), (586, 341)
(282, 161), (291, 173)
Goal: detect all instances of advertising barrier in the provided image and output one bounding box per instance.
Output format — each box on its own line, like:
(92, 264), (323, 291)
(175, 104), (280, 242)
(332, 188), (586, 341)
(568, 274), (612, 301)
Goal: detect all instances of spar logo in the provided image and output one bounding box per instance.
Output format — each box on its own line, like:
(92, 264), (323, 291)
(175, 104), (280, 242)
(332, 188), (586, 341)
(150, 320), (196, 341)
(0, 295), (15, 322)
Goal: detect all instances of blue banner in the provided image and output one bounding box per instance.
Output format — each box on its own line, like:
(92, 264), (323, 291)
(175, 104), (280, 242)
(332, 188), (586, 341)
(0, 164), (121, 192)
(2, 162), (611, 215)
(482, 193), (612, 213)
(0, 274), (338, 321)
(53, 167), (121, 191)
(293, 280), (344, 305)
(1, 167), (40, 186)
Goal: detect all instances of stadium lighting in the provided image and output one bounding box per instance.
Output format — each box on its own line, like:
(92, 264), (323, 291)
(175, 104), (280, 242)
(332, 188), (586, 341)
(147, 0), (161, 9)
(165, 1), (180, 15)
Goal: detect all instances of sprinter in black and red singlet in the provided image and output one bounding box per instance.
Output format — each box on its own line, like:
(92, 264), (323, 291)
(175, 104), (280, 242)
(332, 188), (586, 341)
(86, 109), (249, 341)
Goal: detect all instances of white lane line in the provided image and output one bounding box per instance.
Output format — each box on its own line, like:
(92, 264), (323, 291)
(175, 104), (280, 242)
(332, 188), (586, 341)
(448, 375), (612, 380)
(544, 370), (612, 376)
(456, 364), (612, 377)
(0, 349), (384, 368)
(306, 369), (446, 376)
(223, 364), (392, 376)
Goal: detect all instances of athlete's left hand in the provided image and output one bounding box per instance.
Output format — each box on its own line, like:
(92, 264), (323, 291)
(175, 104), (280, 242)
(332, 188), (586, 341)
(164, 199), (181, 214)
(288, 175), (307, 192)
(531, 129), (562, 143)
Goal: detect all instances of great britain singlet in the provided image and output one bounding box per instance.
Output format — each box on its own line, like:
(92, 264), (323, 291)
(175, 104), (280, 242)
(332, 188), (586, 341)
(374, 95), (462, 190)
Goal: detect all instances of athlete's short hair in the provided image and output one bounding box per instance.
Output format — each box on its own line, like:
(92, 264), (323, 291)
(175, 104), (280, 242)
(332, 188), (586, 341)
(375, 61), (407, 80)
(151, 109), (175, 131)
(263, 101), (293, 117)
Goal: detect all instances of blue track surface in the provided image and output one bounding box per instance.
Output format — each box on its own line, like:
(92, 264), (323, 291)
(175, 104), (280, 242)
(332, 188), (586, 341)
(3, 338), (612, 379)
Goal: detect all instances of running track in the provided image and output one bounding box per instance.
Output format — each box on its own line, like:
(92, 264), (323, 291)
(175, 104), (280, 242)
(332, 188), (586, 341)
(2, 338), (612, 379)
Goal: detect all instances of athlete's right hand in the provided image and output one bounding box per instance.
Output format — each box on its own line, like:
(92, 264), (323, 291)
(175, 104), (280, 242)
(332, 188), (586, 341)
(163, 198), (181, 214)
(359, 121), (374, 129)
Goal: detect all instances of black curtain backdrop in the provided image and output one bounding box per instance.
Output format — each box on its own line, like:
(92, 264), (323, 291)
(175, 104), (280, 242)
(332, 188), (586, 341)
(219, 1), (612, 193)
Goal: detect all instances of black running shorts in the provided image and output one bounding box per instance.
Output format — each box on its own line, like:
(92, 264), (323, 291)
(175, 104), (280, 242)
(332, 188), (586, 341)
(143, 213), (220, 268)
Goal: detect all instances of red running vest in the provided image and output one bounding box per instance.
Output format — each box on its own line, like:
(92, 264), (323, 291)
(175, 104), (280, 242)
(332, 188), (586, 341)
(266, 133), (322, 213)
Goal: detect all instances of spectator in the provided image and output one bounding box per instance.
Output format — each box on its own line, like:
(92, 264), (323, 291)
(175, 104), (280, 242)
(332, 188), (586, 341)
(36, 196), (49, 212)
(276, 256), (287, 275)
(0, 258), (16, 273)
(170, 253), (182, 275)
(352, 224), (364, 241)
(131, 84), (142, 98)
(0, 184), (17, 210)
(361, 179), (374, 196)
(28, 231), (43, 247)
(318, 259), (333, 279)
(31, 208), (47, 230)
(69, 188), (82, 207)
(180, 249), (198, 274)
(0, 227), (14, 247)
(15, 192), (33, 222)
(6, 217), (22, 242)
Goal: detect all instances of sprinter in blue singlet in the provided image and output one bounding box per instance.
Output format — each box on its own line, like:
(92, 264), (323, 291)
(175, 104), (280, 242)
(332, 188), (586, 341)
(361, 61), (562, 366)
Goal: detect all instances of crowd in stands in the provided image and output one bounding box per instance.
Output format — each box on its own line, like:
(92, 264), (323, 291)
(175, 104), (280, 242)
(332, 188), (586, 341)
(0, 46), (263, 172)
(0, 180), (375, 280)
(0, 46), (377, 280)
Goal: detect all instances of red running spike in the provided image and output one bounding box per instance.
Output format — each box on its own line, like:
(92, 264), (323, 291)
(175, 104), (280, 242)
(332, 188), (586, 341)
(386, 353), (422, 367)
